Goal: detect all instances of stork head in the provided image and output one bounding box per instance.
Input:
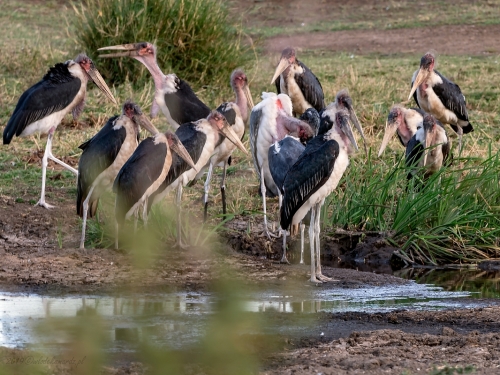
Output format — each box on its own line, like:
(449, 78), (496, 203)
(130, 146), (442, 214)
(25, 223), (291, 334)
(408, 51), (436, 101)
(98, 42), (156, 62)
(165, 132), (197, 171)
(122, 100), (159, 135)
(335, 89), (366, 153)
(208, 111), (247, 154)
(335, 108), (358, 153)
(299, 108), (320, 136)
(378, 106), (404, 157)
(270, 47), (297, 84)
(231, 69), (255, 111)
(72, 54), (117, 104)
(422, 113), (437, 167)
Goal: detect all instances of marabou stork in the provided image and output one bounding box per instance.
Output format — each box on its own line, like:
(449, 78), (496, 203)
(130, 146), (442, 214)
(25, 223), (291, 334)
(113, 130), (195, 249)
(115, 110), (246, 248)
(197, 69), (255, 221)
(250, 93), (315, 237)
(406, 113), (451, 182)
(281, 106), (359, 283)
(77, 100), (159, 249)
(268, 108), (320, 263)
(378, 105), (425, 157)
(408, 52), (473, 151)
(98, 42), (210, 129)
(271, 47), (325, 116)
(3, 54), (117, 208)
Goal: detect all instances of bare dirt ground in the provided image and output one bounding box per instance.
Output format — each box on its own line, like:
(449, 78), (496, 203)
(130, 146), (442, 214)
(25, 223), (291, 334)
(2, 0), (500, 373)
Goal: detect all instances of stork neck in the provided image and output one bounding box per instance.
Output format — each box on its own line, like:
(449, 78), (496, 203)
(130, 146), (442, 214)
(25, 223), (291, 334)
(140, 57), (167, 92)
(234, 85), (248, 123)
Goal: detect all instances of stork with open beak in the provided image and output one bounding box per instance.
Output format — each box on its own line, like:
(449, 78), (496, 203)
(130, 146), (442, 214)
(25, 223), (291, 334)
(77, 100), (159, 249)
(408, 52), (473, 151)
(406, 113), (451, 182)
(378, 105), (425, 157)
(98, 42), (210, 129)
(271, 47), (325, 117)
(281, 107), (360, 283)
(3, 54), (117, 208)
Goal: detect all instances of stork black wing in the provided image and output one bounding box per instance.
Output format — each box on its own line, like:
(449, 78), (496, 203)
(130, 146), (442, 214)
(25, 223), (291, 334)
(217, 103), (237, 126)
(433, 71), (473, 134)
(249, 107), (263, 179)
(268, 137), (305, 194)
(280, 139), (339, 230)
(3, 63), (81, 144)
(113, 138), (168, 224)
(411, 76), (420, 109)
(405, 135), (424, 180)
(295, 61), (325, 112)
(163, 78), (210, 125)
(274, 77), (281, 94)
(77, 115), (124, 217)
(146, 123), (206, 211)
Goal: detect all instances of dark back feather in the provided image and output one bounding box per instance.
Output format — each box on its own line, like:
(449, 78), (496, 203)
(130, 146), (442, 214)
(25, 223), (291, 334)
(268, 137), (305, 194)
(164, 78), (210, 125)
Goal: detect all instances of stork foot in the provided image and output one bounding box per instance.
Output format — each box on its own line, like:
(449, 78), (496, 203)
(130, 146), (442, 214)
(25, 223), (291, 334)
(279, 254), (290, 264)
(260, 228), (281, 239)
(36, 200), (55, 209)
(309, 277), (324, 284)
(173, 240), (189, 250)
(317, 273), (336, 282)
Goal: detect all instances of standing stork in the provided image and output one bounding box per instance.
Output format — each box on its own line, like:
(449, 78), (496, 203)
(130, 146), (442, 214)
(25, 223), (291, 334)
(271, 47), (325, 116)
(198, 69), (255, 221)
(378, 105), (425, 157)
(406, 113), (451, 182)
(408, 52), (473, 150)
(3, 54), (117, 208)
(250, 93), (315, 238)
(113, 131), (195, 249)
(98, 42), (210, 129)
(268, 108), (320, 263)
(281, 107), (360, 283)
(116, 111), (246, 248)
(77, 100), (159, 249)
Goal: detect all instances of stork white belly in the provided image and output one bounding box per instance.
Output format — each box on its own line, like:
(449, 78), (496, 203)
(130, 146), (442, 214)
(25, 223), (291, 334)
(20, 83), (86, 137)
(417, 88), (459, 126)
(291, 151), (349, 226)
(155, 90), (180, 130)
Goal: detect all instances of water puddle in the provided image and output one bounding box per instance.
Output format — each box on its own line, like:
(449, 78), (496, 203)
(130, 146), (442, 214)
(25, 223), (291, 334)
(1, 269), (500, 350)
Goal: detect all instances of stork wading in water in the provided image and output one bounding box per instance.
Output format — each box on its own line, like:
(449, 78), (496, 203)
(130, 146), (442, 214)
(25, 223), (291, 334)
(268, 108), (320, 263)
(281, 106), (359, 283)
(113, 131), (195, 250)
(197, 69), (255, 221)
(98, 42), (210, 129)
(408, 52), (473, 151)
(250, 93), (315, 238)
(77, 100), (159, 249)
(3, 54), (117, 208)
(271, 47), (325, 116)
(116, 111), (246, 248)
(406, 113), (451, 183)
(378, 105), (425, 157)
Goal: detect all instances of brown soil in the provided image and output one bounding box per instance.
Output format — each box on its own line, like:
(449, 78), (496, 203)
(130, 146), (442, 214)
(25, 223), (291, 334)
(2, 1), (500, 374)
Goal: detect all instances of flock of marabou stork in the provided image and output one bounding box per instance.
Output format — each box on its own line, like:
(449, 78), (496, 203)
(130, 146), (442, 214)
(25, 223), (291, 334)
(3, 43), (473, 283)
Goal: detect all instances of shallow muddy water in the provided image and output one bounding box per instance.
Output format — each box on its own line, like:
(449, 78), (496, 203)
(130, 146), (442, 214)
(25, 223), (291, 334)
(1, 268), (500, 351)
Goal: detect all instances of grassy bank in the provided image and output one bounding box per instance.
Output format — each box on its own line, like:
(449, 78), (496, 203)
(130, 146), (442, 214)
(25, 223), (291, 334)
(1, 0), (499, 265)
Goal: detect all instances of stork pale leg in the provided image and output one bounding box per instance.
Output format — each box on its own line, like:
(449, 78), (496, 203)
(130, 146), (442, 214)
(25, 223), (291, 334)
(300, 223), (305, 264)
(79, 184), (96, 249)
(220, 160), (228, 219)
(174, 184), (188, 249)
(314, 202), (333, 282)
(203, 162), (214, 222)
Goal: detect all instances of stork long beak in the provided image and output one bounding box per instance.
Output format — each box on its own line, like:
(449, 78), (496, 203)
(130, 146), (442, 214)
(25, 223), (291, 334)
(168, 133), (197, 171)
(408, 68), (428, 101)
(270, 58), (290, 85)
(244, 85), (255, 110)
(219, 124), (248, 154)
(348, 107), (367, 155)
(422, 121), (434, 168)
(98, 43), (141, 58)
(339, 113), (359, 152)
(134, 113), (159, 135)
(86, 64), (117, 104)
(378, 121), (399, 157)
